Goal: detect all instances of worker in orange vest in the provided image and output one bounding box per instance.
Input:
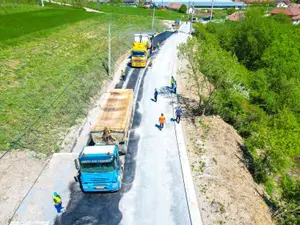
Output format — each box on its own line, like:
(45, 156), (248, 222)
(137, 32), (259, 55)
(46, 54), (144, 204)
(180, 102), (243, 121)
(159, 113), (166, 130)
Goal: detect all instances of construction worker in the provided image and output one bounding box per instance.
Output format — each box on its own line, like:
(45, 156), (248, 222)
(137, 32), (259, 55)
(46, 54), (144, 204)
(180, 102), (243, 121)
(175, 106), (183, 123)
(149, 58), (153, 67)
(159, 113), (166, 130)
(173, 80), (177, 94)
(53, 192), (63, 213)
(121, 70), (125, 80)
(171, 76), (175, 89)
(103, 127), (116, 144)
(154, 88), (158, 102)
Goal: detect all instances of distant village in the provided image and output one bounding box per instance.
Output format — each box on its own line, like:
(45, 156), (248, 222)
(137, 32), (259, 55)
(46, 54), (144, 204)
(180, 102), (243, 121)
(136, 0), (300, 24)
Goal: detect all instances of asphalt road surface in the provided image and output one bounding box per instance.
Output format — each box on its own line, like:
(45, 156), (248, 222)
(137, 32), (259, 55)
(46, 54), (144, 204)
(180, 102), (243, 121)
(12, 25), (192, 225)
(55, 25), (190, 225)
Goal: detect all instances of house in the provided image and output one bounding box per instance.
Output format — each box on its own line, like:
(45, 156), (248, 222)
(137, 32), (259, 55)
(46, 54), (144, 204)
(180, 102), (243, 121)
(276, 0), (290, 8)
(228, 11), (245, 21)
(167, 3), (182, 11)
(189, 2), (246, 10)
(187, 6), (195, 14)
(270, 4), (300, 24)
(235, 0), (271, 3)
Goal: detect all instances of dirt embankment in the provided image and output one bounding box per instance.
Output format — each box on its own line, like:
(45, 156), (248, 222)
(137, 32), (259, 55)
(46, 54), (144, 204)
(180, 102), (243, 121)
(177, 58), (274, 225)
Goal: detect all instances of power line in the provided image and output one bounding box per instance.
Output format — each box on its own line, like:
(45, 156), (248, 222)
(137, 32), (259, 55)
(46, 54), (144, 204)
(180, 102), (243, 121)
(0, 76), (78, 160)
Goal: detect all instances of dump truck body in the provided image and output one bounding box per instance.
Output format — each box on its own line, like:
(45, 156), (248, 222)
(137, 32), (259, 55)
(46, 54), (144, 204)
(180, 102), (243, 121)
(75, 89), (133, 192)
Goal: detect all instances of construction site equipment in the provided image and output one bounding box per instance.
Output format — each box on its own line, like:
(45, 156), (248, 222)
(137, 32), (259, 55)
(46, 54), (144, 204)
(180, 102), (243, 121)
(90, 89), (133, 152)
(131, 33), (154, 68)
(74, 89), (134, 193)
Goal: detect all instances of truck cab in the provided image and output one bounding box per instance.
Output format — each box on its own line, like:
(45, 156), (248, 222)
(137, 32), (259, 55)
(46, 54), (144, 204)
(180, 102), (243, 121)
(131, 33), (154, 68)
(131, 42), (148, 68)
(74, 145), (123, 192)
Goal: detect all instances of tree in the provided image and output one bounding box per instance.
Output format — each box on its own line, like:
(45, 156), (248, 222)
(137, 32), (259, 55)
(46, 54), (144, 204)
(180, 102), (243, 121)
(110, 0), (123, 3)
(179, 4), (187, 14)
(227, 8), (235, 15)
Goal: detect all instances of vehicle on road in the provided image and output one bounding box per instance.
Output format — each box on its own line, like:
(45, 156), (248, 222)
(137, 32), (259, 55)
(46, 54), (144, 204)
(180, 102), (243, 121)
(131, 33), (154, 68)
(74, 89), (134, 192)
(172, 20), (181, 32)
(191, 17), (198, 23)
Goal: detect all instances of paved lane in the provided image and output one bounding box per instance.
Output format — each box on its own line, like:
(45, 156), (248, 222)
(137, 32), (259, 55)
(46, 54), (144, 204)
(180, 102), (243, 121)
(11, 28), (190, 225)
(119, 25), (190, 225)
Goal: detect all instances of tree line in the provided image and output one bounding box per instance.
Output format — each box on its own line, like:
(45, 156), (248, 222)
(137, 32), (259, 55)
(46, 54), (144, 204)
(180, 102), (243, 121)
(179, 8), (300, 224)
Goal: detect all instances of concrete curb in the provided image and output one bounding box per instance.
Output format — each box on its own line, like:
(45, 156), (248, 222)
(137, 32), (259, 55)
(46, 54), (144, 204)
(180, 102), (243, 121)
(174, 121), (203, 225)
(172, 29), (203, 225)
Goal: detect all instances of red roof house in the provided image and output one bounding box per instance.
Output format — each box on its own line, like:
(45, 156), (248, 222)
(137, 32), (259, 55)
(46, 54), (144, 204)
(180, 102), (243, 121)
(228, 11), (245, 22)
(270, 4), (300, 23)
(167, 3), (182, 11)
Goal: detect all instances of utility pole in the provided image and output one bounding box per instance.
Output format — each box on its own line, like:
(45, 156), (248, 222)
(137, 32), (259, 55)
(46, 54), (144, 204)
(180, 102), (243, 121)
(41, 0), (44, 7)
(108, 23), (111, 77)
(152, 2), (156, 30)
(190, 0), (194, 34)
(210, 0), (214, 21)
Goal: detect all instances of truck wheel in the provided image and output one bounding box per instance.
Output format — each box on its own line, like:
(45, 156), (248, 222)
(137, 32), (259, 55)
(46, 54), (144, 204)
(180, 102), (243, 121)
(119, 144), (127, 155)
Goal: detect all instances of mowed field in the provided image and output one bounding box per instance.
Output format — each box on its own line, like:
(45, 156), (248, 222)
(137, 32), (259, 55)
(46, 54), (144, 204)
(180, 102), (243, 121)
(0, 3), (164, 153)
(54, 0), (187, 21)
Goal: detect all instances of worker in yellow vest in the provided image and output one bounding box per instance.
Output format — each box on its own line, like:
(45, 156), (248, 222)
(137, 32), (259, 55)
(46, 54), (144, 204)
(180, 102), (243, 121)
(53, 192), (63, 213)
(156, 42), (160, 50)
(121, 70), (126, 80)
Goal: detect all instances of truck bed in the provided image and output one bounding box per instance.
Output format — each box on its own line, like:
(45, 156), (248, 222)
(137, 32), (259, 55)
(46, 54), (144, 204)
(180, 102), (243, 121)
(91, 89), (134, 143)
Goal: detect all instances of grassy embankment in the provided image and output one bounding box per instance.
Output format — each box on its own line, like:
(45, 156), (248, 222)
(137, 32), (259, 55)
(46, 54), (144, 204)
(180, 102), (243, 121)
(0, 3), (164, 154)
(179, 8), (300, 224)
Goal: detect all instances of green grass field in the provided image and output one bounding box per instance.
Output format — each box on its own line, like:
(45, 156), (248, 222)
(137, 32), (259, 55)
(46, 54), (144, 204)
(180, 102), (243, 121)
(89, 4), (187, 21)
(54, 0), (186, 21)
(0, 3), (164, 153)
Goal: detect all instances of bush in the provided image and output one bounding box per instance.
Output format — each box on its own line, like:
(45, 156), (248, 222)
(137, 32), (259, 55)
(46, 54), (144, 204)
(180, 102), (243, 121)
(179, 4), (187, 13)
(180, 8), (300, 224)
(227, 8), (235, 15)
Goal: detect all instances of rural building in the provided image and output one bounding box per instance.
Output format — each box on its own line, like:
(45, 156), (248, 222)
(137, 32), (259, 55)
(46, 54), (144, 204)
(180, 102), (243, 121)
(167, 3), (182, 11)
(190, 2), (246, 9)
(228, 11), (245, 21)
(276, 0), (290, 8)
(235, 0), (271, 3)
(270, 4), (300, 24)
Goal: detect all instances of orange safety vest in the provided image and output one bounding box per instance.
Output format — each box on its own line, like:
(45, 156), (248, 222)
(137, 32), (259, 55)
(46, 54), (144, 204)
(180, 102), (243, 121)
(159, 116), (165, 124)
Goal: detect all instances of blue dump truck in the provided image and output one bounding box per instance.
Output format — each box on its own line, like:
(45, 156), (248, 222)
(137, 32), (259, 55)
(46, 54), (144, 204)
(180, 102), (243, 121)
(74, 89), (134, 192)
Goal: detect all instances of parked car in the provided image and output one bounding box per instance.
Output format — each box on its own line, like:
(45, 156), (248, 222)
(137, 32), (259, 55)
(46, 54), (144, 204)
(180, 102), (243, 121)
(191, 17), (198, 23)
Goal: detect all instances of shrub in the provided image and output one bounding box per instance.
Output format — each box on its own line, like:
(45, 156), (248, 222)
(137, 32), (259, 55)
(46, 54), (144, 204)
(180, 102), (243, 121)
(179, 4), (187, 13)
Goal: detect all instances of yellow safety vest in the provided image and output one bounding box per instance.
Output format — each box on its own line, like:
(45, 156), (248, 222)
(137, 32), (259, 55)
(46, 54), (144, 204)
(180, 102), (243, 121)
(53, 195), (61, 205)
